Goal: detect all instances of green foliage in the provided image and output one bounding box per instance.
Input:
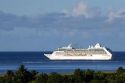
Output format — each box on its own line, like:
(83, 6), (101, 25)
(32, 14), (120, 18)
(94, 71), (105, 80)
(15, 65), (32, 83)
(83, 69), (94, 82)
(47, 72), (63, 83)
(30, 70), (38, 80)
(4, 70), (14, 83)
(73, 69), (84, 83)
(116, 67), (125, 74)
(35, 73), (48, 83)
(0, 76), (5, 83)
(90, 79), (107, 83)
(1, 65), (125, 83)
(62, 75), (73, 83)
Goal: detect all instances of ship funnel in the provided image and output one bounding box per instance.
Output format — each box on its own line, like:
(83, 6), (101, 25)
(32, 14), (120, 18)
(67, 44), (72, 49)
(95, 43), (101, 48)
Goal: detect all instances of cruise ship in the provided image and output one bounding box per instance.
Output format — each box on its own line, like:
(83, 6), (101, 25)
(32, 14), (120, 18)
(44, 43), (112, 60)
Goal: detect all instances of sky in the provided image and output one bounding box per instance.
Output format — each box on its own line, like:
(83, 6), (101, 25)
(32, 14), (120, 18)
(0, 0), (125, 51)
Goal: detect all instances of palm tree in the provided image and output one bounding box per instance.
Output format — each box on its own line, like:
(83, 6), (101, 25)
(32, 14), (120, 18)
(15, 65), (32, 83)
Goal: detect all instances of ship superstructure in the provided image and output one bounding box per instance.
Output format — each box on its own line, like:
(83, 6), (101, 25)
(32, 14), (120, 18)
(44, 43), (112, 60)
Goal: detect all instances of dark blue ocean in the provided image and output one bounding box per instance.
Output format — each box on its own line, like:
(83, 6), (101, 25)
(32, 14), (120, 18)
(0, 52), (125, 73)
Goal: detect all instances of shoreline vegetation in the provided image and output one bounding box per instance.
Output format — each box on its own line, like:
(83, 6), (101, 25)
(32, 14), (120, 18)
(0, 65), (125, 83)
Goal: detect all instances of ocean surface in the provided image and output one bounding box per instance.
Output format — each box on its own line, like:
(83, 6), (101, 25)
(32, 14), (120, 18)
(0, 51), (125, 73)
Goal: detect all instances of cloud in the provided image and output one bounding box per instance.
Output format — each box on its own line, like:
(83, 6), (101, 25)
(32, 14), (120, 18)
(107, 9), (125, 22)
(0, 11), (18, 31)
(0, 11), (35, 31)
(72, 1), (88, 17)
(0, 10), (124, 37)
(0, 7), (125, 51)
(69, 1), (101, 18)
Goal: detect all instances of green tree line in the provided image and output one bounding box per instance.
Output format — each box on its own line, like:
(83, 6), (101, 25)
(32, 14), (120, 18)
(0, 65), (125, 83)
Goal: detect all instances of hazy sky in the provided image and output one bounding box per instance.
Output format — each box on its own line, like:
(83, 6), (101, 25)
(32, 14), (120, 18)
(0, 0), (125, 51)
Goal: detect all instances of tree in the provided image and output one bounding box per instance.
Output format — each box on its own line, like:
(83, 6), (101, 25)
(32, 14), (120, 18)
(4, 70), (14, 83)
(15, 65), (32, 83)
(90, 79), (107, 83)
(73, 69), (84, 83)
(0, 77), (6, 83)
(35, 73), (48, 83)
(117, 67), (125, 74)
(47, 72), (63, 83)
(62, 75), (70, 83)
(94, 71), (105, 80)
(31, 70), (38, 80)
(83, 69), (94, 82)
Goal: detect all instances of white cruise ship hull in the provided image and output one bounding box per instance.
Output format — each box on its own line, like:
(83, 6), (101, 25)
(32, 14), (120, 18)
(44, 43), (112, 60)
(44, 54), (112, 60)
